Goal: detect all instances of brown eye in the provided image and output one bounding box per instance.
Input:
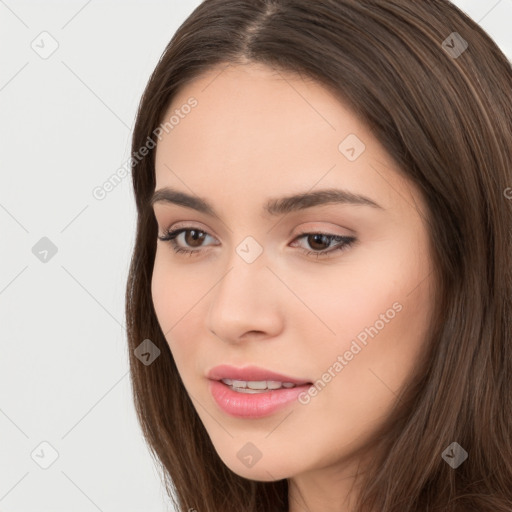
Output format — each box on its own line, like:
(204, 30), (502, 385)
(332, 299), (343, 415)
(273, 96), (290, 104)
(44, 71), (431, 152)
(157, 227), (217, 256)
(183, 229), (207, 247)
(291, 232), (356, 258)
(306, 234), (332, 251)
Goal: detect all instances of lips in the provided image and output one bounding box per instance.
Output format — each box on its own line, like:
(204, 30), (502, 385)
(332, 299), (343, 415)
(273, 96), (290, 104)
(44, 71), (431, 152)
(206, 364), (312, 385)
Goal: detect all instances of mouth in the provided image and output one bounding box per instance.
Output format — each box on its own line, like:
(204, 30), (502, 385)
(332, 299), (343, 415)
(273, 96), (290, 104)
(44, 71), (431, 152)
(218, 378), (311, 393)
(206, 364), (314, 417)
(207, 364), (313, 391)
(208, 371), (314, 419)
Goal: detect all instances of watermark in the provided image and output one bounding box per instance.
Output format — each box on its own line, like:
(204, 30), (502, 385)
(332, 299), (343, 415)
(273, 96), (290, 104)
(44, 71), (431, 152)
(298, 301), (403, 405)
(31, 31), (59, 60)
(236, 236), (263, 263)
(503, 187), (512, 200)
(92, 97), (198, 201)
(338, 133), (366, 161)
(134, 338), (161, 366)
(31, 441), (59, 469)
(441, 442), (468, 469)
(441, 32), (468, 59)
(237, 441), (263, 468)
(32, 236), (58, 263)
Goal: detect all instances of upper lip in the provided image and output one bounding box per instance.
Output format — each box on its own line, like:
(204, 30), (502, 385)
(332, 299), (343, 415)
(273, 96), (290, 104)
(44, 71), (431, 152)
(207, 364), (312, 385)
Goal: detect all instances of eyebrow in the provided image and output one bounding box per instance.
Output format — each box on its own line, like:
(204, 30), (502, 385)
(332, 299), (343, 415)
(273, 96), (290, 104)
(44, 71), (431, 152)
(150, 186), (383, 216)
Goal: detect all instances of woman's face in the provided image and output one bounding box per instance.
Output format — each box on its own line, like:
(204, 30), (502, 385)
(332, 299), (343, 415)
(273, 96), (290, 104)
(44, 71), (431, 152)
(151, 62), (435, 483)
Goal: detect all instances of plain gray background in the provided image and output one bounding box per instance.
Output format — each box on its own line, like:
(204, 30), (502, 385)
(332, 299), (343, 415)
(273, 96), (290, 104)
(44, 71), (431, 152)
(1, 1), (511, 511)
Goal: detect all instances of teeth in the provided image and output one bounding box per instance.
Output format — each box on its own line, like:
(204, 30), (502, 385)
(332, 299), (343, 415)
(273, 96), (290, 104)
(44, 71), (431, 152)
(220, 379), (298, 391)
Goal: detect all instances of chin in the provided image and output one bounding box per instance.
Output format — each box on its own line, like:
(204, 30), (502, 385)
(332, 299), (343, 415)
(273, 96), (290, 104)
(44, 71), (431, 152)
(217, 449), (295, 482)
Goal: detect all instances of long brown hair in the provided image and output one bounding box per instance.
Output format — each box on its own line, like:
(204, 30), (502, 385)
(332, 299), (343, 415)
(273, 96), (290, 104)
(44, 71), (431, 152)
(125, 1), (512, 510)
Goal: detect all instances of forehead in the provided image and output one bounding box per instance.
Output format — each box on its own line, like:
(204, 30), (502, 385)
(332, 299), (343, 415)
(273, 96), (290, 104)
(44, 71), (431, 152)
(153, 62), (420, 219)
(159, 62), (365, 145)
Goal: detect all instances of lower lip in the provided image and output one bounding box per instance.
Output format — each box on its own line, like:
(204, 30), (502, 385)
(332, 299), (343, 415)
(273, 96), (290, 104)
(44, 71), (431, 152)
(209, 379), (312, 419)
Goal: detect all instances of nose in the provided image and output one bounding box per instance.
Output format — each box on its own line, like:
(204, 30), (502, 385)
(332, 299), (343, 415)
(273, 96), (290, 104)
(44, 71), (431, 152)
(206, 256), (284, 344)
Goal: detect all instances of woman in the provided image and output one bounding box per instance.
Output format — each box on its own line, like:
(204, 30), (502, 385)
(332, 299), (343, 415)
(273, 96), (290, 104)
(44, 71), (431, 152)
(125, 1), (512, 510)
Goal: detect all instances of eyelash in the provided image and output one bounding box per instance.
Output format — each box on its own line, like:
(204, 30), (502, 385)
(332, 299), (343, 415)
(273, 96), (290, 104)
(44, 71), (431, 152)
(157, 227), (356, 259)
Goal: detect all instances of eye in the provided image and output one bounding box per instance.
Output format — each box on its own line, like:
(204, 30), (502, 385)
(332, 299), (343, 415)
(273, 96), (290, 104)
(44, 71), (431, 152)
(157, 227), (218, 257)
(157, 227), (356, 258)
(291, 231), (356, 258)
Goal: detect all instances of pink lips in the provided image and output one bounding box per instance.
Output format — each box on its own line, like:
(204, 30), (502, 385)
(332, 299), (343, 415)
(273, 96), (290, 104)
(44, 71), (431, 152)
(207, 364), (313, 419)
(206, 364), (311, 385)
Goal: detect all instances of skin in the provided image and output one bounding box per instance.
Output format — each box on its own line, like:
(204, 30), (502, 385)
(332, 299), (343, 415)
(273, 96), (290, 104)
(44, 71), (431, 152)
(151, 61), (436, 512)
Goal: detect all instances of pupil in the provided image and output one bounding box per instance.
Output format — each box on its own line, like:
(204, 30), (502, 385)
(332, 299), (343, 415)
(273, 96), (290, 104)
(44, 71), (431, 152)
(309, 234), (329, 250)
(186, 230), (205, 247)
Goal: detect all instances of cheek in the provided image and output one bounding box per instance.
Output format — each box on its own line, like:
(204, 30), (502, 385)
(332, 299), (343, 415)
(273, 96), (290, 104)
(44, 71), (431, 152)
(151, 254), (173, 332)
(302, 241), (434, 389)
(293, 274), (433, 459)
(151, 251), (204, 332)
(300, 253), (429, 344)
(150, 253), (207, 372)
